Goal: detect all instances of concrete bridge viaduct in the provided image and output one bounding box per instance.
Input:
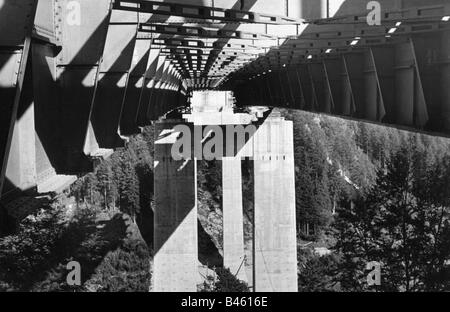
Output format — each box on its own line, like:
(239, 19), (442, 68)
(0, 0), (450, 292)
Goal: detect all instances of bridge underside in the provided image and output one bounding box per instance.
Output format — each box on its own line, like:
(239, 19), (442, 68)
(1, 0), (450, 200)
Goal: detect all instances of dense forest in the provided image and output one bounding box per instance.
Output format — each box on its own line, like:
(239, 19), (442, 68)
(1, 108), (450, 292)
(288, 110), (450, 292)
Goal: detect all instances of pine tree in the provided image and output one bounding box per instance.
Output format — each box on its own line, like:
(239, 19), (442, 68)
(335, 148), (450, 292)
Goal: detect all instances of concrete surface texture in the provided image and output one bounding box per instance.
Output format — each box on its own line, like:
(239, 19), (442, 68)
(253, 117), (298, 292)
(222, 157), (248, 283)
(154, 121), (199, 292)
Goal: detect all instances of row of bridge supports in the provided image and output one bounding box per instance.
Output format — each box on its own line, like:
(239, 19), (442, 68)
(153, 114), (298, 292)
(0, 0), (188, 201)
(234, 30), (450, 133)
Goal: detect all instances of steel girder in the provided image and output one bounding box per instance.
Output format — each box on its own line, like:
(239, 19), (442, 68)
(232, 34), (436, 134)
(87, 7), (139, 153)
(0, 0), (37, 199)
(139, 23), (278, 40)
(113, 0), (301, 84)
(113, 0), (304, 25)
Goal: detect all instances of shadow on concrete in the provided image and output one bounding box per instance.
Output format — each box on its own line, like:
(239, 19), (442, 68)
(90, 38), (137, 149)
(151, 106), (272, 273)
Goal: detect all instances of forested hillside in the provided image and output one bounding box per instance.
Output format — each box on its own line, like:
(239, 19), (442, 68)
(0, 128), (155, 292)
(1, 109), (450, 292)
(284, 109), (450, 292)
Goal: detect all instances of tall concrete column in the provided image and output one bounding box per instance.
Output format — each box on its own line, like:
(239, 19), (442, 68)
(153, 121), (198, 292)
(253, 116), (298, 292)
(222, 157), (248, 283)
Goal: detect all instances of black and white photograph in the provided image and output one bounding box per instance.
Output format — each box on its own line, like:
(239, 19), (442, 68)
(1, 0), (450, 303)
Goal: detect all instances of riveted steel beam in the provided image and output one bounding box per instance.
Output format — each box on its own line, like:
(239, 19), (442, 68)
(148, 36), (263, 51)
(113, 0), (304, 25)
(139, 23), (277, 40)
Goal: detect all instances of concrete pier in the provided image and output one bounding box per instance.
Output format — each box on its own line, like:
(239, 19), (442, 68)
(222, 157), (248, 283)
(153, 121), (198, 292)
(6, 94), (36, 193)
(253, 116), (298, 292)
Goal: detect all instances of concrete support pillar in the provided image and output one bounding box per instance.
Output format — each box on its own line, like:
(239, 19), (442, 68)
(294, 0), (328, 19)
(5, 89), (36, 193)
(253, 116), (298, 292)
(222, 157), (248, 283)
(154, 121), (198, 292)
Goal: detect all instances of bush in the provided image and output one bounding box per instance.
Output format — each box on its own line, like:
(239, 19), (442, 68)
(298, 249), (341, 292)
(85, 233), (151, 292)
(201, 267), (250, 292)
